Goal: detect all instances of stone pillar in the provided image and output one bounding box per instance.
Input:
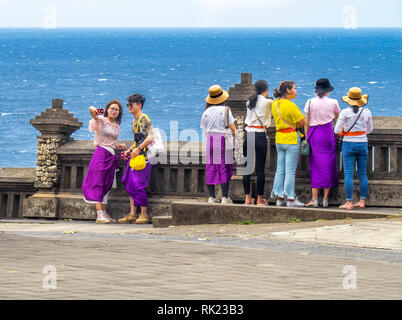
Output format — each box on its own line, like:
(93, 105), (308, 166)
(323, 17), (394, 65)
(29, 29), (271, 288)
(226, 73), (255, 165)
(30, 99), (82, 190)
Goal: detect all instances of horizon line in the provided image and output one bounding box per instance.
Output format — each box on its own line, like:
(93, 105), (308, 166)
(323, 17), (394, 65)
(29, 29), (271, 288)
(0, 26), (401, 29)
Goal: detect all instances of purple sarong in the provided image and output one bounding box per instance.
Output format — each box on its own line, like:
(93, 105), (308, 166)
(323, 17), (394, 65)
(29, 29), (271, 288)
(205, 133), (233, 185)
(122, 159), (152, 207)
(307, 121), (339, 189)
(82, 146), (119, 202)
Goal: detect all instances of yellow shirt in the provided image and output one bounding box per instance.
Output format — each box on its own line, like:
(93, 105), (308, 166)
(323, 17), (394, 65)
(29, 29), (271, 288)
(272, 99), (304, 145)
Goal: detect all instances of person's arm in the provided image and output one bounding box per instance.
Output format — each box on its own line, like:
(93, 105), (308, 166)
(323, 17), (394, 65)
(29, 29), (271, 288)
(263, 101), (272, 129)
(366, 110), (373, 135)
(303, 113), (309, 134)
(334, 111), (345, 134)
(296, 118), (305, 128)
(89, 106), (99, 120)
(229, 123), (236, 136)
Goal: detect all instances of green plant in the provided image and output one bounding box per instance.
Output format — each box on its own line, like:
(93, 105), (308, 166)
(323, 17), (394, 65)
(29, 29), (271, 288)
(236, 220), (256, 225)
(288, 218), (302, 224)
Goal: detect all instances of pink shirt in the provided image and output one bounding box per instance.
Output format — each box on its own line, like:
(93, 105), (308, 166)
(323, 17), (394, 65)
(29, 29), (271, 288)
(304, 96), (340, 126)
(89, 116), (120, 148)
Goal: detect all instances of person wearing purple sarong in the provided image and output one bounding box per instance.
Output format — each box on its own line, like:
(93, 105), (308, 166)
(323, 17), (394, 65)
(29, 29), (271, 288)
(118, 94), (154, 224)
(304, 79), (340, 208)
(82, 100), (126, 223)
(201, 85), (236, 204)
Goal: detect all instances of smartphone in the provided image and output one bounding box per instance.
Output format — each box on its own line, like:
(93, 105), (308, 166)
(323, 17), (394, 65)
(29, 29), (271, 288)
(96, 108), (104, 115)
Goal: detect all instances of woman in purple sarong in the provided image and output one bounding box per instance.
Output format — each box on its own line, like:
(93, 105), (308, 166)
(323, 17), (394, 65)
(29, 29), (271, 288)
(201, 85), (236, 204)
(304, 79), (340, 208)
(82, 100), (126, 223)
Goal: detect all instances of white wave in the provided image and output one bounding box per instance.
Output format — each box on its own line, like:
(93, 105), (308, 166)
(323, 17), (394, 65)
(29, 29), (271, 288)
(96, 93), (106, 96)
(368, 81), (377, 84)
(352, 66), (361, 69)
(98, 78), (108, 82)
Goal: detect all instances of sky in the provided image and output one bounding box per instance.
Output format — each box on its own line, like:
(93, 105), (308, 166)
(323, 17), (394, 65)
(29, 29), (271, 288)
(0, 0), (401, 28)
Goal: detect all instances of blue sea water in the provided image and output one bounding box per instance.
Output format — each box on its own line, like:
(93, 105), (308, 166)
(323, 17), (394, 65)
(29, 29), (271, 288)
(0, 28), (401, 167)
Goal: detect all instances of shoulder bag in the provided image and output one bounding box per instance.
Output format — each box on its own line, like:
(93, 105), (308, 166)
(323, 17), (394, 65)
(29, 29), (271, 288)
(336, 107), (365, 152)
(300, 99), (312, 156)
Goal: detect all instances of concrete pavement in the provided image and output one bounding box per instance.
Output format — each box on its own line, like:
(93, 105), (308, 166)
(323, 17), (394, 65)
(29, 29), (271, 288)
(0, 217), (401, 299)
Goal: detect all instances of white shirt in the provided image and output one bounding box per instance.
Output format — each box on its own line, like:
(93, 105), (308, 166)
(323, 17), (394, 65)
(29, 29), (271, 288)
(200, 105), (234, 134)
(245, 95), (273, 132)
(334, 107), (373, 142)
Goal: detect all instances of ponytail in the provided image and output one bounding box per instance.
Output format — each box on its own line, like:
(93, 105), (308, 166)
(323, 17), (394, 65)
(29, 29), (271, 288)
(273, 80), (295, 99)
(247, 79), (268, 109)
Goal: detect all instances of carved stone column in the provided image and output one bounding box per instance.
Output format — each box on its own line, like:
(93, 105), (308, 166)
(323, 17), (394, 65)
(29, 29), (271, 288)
(30, 99), (82, 190)
(226, 73), (255, 164)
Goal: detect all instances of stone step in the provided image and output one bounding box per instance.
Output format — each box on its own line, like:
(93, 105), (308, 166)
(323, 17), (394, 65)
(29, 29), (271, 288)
(170, 201), (397, 226)
(152, 215), (173, 228)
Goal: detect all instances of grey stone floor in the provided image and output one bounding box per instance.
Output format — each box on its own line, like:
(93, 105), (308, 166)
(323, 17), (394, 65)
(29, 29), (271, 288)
(0, 217), (401, 300)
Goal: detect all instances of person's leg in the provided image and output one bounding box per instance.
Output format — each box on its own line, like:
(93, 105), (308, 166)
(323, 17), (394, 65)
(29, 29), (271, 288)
(284, 142), (300, 201)
(221, 182), (229, 198)
(255, 133), (268, 204)
(118, 197), (137, 223)
(306, 188), (319, 207)
(354, 142), (369, 208)
(242, 132), (252, 203)
(270, 144), (286, 202)
(340, 142), (355, 209)
(207, 185), (215, 198)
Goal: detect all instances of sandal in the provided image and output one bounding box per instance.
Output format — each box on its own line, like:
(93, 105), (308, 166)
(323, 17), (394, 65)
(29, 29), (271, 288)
(339, 203), (354, 210)
(353, 202), (365, 209)
(306, 199), (318, 208)
(257, 198), (268, 206)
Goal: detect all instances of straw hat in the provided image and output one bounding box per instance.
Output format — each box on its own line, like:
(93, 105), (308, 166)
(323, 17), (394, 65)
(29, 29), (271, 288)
(206, 85), (229, 105)
(342, 87), (368, 107)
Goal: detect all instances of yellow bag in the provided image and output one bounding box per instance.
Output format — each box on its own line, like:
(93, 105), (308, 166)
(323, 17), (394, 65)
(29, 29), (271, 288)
(128, 113), (149, 171)
(129, 154), (146, 171)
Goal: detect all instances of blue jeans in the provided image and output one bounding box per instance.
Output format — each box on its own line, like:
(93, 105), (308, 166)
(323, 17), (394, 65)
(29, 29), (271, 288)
(270, 136), (300, 200)
(342, 142), (368, 201)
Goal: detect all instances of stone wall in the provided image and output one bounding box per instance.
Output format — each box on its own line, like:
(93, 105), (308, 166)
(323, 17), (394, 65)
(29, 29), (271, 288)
(1, 73), (402, 220)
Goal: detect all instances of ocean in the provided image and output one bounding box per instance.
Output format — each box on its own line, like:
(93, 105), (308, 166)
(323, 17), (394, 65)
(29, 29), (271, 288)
(0, 28), (401, 167)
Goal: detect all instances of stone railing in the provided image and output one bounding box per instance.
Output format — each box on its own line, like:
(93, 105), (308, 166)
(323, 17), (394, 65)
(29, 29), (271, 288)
(1, 73), (401, 220)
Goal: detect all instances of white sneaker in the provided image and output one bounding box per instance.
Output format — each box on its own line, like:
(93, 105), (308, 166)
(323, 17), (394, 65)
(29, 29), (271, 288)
(208, 197), (219, 204)
(287, 198), (306, 207)
(221, 197), (233, 204)
(276, 199), (287, 207)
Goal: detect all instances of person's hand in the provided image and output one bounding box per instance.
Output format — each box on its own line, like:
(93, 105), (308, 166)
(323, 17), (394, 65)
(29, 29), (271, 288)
(89, 106), (99, 119)
(130, 147), (140, 158)
(116, 144), (126, 150)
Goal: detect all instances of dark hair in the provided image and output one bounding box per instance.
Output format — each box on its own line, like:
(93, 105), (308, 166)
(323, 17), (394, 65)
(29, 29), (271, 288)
(317, 92), (327, 98)
(104, 99), (123, 124)
(127, 94), (146, 109)
(273, 81), (295, 99)
(247, 80), (268, 109)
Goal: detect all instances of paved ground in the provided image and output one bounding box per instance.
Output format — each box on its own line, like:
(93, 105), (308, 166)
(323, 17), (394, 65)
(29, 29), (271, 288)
(0, 217), (401, 300)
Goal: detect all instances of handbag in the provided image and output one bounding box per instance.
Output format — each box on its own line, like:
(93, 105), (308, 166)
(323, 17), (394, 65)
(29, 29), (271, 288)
(129, 114), (147, 171)
(129, 154), (146, 170)
(300, 99), (312, 156)
(337, 107), (365, 151)
(147, 127), (165, 158)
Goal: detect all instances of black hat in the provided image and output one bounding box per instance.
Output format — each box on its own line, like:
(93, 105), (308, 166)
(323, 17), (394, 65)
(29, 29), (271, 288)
(315, 78), (334, 94)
